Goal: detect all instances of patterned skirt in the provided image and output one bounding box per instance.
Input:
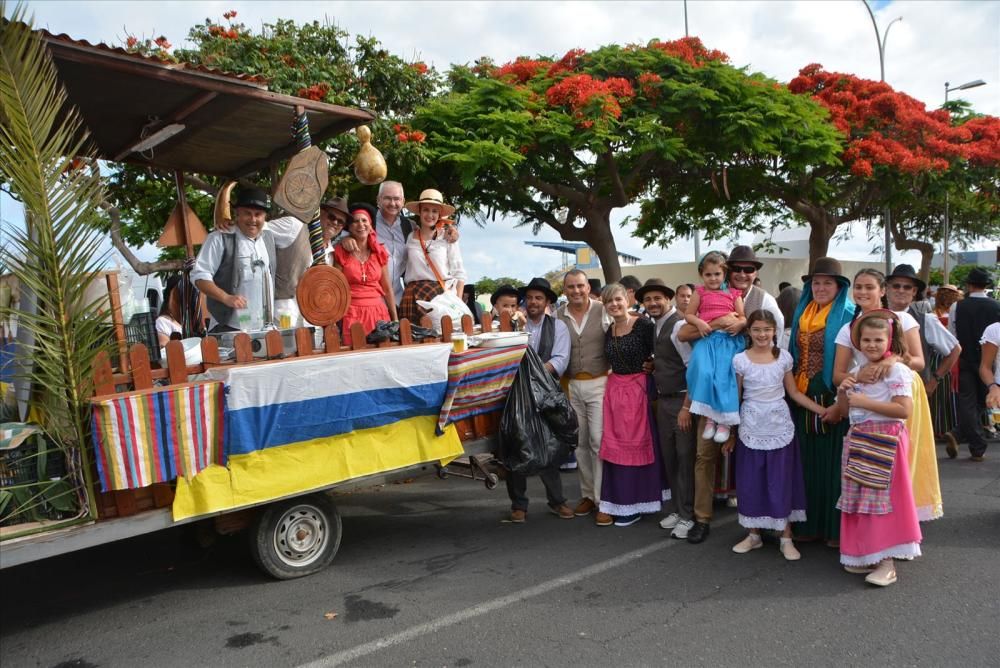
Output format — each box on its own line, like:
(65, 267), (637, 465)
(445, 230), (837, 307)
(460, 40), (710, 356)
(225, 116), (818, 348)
(928, 352), (958, 436)
(398, 280), (443, 325)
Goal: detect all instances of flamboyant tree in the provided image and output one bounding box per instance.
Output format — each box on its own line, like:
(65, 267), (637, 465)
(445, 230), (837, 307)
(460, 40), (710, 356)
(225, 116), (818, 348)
(403, 38), (843, 281)
(103, 13), (439, 271)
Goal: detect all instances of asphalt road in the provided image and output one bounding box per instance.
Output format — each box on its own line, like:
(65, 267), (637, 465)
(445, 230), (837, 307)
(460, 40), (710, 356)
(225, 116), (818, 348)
(2, 443), (998, 668)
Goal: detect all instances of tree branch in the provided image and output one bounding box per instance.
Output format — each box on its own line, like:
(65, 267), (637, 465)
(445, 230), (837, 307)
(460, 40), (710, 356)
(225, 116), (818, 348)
(99, 199), (185, 275)
(602, 150), (628, 207)
(523, 175), (589, 207)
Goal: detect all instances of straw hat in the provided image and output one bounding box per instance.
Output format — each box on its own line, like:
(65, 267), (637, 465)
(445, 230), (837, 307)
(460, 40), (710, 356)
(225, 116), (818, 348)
(405, 188), (455, 217)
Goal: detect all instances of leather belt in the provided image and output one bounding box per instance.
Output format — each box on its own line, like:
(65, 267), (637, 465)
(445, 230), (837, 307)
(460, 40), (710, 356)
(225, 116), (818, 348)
(658, 390), (688, 399)
(573, 370), (609, 380)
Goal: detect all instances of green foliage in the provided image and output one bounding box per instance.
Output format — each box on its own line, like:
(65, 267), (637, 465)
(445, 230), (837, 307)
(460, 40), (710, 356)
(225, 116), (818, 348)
(474, 276), (525, 295)
(0, 3), (108, 519)
(405, 39), (844, 279)
(106, 15), (440, 250)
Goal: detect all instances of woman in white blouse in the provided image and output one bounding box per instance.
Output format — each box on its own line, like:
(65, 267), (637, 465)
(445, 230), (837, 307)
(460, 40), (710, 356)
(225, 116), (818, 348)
(397, 189), (466, 324)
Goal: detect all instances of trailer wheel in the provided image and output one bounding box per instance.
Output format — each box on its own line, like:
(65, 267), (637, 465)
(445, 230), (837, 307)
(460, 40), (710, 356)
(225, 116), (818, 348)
(250, 494), (342, 580)
(484, 473), (499, 490)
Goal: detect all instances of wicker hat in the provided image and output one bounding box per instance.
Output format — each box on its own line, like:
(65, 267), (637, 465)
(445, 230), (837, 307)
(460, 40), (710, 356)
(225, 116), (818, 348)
(801, 256), (849, 286)
(887, 264), (926, 294)
(405, 188), (455, 217)
(850, 309), (902, 350)
(635, 278), (675, 302)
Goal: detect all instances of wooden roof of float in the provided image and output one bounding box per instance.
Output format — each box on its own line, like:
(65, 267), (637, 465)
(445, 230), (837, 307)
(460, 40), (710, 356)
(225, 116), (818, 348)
(38, 28), (375, 177)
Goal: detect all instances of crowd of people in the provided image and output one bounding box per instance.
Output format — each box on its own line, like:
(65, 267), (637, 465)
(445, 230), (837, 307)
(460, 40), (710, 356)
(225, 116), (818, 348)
(164, 183), (1000, 588)
(501, 250), (999, 589)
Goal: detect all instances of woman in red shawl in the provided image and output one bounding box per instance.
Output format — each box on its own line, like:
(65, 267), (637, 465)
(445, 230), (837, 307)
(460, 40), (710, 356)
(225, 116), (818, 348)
(332, 203), (397, 345)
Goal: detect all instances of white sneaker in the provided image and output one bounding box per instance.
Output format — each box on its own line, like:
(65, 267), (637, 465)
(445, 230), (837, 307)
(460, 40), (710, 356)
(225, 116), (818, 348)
(671, 519), (695, 539)
(713, 424), (731, 444)
(659, 513), (681, 530)
(701, 419), (717, 440)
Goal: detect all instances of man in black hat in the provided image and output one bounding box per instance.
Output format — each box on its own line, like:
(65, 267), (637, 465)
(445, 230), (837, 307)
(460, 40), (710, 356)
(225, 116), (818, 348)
(192, 186), (278, 332)
(505, 277), (573, 522)
(949, 267), (1000, 461)
(638, 279), (698, 539)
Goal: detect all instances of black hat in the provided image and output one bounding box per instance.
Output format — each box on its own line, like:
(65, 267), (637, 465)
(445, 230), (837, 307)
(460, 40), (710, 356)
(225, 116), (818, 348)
(635, 277), (675, 302)
(588, 278), (602, 294)
(728, 245), (763, 269)
(234, 186), (270, 212)
(965, 266), (995, 288)
(519, 277), (558, 304)
(887, 264), (926, 294)
(801, 256), (849, 287)
(321, 196), (350, 219)
(348, 202), (378, 228)
(490, 284), (520, 306)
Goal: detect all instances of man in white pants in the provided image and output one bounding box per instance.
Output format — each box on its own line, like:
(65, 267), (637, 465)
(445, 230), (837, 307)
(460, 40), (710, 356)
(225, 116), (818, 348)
(557, 269), (613, 526)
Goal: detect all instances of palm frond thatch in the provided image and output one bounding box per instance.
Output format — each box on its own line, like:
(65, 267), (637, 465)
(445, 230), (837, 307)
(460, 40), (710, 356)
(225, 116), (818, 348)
(1, 2), (114, 520)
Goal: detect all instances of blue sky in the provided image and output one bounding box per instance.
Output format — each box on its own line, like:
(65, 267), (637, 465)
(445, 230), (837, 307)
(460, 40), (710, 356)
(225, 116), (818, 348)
(3, 1), (997, 282)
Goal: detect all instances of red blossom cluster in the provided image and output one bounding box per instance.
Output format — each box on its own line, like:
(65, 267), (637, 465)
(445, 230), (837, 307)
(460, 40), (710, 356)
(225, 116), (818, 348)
(637, 72), (662, 98)
(125, 35), (138, 49)
(495, 57), (549, 84)
(545, 74), (634, 123)
(648, 37), (728, 67)
(546, 48), (587, 77)
(411, 62), (428, 75)
(154, 36), (171, 50)
(297, 83), (330, 101)
(789, 64), (1000, 178)
(223, 10), (237, 20)
(393, 124), (426, 143)
(208, 24), (240, 39)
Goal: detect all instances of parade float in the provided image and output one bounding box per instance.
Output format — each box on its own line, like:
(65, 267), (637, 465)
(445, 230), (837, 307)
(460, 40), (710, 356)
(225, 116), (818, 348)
(0, 15), (524, 578)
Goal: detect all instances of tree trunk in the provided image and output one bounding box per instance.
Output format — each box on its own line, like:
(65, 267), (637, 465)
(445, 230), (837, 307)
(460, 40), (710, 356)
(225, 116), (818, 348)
(583, 209), (622, 283)
(800, 211), (840, 269)
(889, 214), (935, 286)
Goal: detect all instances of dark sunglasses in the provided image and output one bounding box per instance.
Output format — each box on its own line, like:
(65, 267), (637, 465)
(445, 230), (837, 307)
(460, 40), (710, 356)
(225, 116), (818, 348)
(729, 265), (757, 274)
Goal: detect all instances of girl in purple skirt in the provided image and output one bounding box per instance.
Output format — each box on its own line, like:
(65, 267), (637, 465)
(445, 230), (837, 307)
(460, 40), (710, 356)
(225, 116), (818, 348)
(725, 310), (829, 560)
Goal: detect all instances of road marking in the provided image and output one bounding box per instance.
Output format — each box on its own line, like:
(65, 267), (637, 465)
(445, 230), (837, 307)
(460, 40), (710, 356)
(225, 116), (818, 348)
(298, 515), (735, 668)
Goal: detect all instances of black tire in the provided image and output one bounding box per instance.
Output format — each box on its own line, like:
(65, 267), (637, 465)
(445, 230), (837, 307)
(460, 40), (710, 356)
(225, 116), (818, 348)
(249, 494), (342, 580)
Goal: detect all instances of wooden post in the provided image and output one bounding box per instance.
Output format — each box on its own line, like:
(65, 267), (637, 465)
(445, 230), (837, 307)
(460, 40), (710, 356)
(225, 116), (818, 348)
(105, 272), (129, 372)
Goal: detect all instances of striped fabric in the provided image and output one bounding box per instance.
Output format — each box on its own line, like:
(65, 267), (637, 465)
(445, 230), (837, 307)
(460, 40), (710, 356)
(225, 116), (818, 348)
(437, 345), (527, 434)
(844, 429), (898, 490)
(91, 382), (225, 491)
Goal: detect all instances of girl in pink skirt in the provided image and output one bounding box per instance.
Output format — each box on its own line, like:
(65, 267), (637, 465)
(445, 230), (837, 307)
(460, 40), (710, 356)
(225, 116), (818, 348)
(835, 310), (922, 587)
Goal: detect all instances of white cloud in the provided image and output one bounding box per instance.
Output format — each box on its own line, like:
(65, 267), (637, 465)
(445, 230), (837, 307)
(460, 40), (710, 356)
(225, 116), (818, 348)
(10, 0), (998, 281)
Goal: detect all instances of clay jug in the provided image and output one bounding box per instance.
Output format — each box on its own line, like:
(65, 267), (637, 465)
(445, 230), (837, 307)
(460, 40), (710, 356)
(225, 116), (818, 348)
(354, 125), (387, 186)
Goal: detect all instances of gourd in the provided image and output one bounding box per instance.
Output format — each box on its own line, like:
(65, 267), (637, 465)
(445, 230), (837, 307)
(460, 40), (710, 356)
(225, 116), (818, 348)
(353, 125), (387, 186)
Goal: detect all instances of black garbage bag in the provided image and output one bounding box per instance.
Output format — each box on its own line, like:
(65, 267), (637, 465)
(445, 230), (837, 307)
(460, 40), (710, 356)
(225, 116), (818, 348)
(498, 347), (579, 476)
(366, 320), (436, 344)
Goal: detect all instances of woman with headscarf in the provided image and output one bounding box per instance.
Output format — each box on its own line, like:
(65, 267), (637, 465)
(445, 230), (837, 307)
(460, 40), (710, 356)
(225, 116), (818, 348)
(788, 257), (856, 546)
(332, 202), (397, 345)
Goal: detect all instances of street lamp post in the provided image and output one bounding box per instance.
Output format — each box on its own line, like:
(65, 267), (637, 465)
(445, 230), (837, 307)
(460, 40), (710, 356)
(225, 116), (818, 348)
(941, 79), (987, 282)
(862, 1), (901, 274)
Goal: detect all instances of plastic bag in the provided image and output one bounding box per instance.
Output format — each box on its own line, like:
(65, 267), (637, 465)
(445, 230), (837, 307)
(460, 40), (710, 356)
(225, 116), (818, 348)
(416, 291), (473, 335)
(498, 347), (578, 476)
(365, 320), (435, 344)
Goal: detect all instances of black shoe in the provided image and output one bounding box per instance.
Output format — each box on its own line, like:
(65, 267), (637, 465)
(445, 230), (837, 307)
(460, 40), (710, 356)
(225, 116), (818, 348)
(687, 521), (710, 544)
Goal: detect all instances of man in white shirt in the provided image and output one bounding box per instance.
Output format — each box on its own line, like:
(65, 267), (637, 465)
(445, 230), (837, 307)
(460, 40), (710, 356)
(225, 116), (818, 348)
(191, 187), (276, 332)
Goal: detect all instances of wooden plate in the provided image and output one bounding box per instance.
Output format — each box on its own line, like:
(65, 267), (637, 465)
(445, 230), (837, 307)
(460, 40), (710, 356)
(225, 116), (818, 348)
(296, 265), (350, 326)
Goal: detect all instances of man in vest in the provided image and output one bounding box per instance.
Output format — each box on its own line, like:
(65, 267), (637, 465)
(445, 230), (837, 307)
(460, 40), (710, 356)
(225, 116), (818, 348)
(557, 269), (613, 526)
(885, 264), (962, 454)
(949, 267), (1000, 461)
(505, 277), (573, 522)
(638, 278), (699, 539)
(191, 186), (277, 332)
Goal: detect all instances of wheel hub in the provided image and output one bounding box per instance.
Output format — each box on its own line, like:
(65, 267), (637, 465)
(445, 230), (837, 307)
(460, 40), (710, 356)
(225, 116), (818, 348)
(273, 505), (328, 567)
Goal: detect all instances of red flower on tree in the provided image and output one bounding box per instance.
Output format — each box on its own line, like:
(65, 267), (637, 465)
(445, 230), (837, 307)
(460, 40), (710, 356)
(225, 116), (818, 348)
(546, 74), (634, 123)
(637, 72), (662, 98)
(411, 62), (428, 75)
(547, 48), (587, 77)
(296, 83), (330, 101)
(789, 64), (999, 179)
(648, 37), (728, 67)
(495, 57), (549, 84)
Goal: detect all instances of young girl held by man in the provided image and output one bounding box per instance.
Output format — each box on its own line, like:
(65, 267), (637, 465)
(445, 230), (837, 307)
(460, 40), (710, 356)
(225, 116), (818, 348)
(835, 310), (922, 587)
(685, 251), (746, 443)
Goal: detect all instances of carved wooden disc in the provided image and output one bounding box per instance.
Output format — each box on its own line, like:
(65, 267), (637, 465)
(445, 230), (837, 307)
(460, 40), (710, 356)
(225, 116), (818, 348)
(297, 265), (351, 326)
(274, 145), (329, 223)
